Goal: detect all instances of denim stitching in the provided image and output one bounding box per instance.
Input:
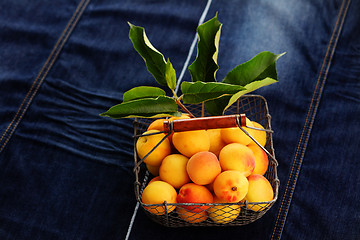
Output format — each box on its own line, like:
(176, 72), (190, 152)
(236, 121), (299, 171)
(270, 0), (352, 239)
(125, 1), (214, 239)
(174, 0), (213, 94)
(0, 0), (91, 153)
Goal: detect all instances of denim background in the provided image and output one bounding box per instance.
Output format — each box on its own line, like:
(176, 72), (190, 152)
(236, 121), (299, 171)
(0, 0), (359, 239)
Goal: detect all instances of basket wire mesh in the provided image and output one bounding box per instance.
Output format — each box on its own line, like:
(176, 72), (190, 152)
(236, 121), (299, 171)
(133, 94), (279, 227)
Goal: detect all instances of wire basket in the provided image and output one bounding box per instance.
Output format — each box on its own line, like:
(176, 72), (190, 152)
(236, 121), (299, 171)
(133, 94), (279, 227)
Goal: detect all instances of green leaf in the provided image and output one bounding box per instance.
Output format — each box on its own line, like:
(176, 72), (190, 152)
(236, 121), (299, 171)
(204, 77), (279, 116)
(204, 95), (231, 116)
(100, 96), (180, 118)
(223, 51), (285, 85)
(165, 59), (177, 90)
(188, 14), (222, 82)
(128, 22), (168, 86)
(181, 81), (246, 104)
(122, 86), (166, 102)
(205, 51), (285, 115)
(225, 77), (278, 109)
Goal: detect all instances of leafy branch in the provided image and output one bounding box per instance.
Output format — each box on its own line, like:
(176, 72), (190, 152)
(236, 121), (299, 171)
(100, 14), (285, 119)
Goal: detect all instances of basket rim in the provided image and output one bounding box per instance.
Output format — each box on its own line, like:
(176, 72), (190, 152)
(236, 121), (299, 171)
(132, 94), (280, 227)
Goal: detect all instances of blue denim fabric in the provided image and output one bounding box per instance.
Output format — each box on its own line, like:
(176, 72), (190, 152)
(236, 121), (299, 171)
(0, 0), (359, 239)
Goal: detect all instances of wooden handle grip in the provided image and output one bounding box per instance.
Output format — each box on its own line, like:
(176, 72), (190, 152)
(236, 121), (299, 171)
(163, 114), (246, 133)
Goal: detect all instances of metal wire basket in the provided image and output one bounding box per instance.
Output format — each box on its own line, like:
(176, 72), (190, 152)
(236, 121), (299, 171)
(133, 94), (279, 227)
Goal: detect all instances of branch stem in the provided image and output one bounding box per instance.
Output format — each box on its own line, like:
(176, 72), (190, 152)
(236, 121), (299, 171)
(175, 98), (196, 118)
(172, 90), (195, 118)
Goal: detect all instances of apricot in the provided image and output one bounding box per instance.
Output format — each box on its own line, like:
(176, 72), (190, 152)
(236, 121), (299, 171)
(159, 154), (190, 189)
(219, 143), (256, 177)
(213, 170), (249, 203)
(186, 151), (221, 185)
(248, 144), (268, 176)
(207, 129), (227, 157)
(249, 121), (267, 147)
(141, 180), (177, 215)
(205, 181), (214, 193)
(136, 129), (171, 167)
(168, 114), (190, 137)
(207, 196), (240, 224)
(244, 174), (274, 212)
(146, 163), (160, 176)
(147, 118), (165, 131)
(169, 114), (192, 140)
(177, 183), (213, 212)
(176, 207), (208, 223)
(148, 176), (161, 184)
(172, 130), (210, 157)
(168, 113), (191, 121)
(221, 117), (254, 145)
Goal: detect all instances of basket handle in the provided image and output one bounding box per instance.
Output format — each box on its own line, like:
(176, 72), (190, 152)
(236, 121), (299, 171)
(163, 114), (247, 133)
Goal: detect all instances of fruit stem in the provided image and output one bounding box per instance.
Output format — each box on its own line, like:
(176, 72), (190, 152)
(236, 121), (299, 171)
(232, 186), (237, 191)
(172, 90), (195, 118)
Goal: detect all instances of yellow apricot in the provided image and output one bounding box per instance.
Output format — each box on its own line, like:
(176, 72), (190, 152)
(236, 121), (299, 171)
(141, 181), (177, 215)
(221, 118), (254, 145)
(208, 196), (240, 224)
(147, 118), (165, 132)
(248, 121), (267, 147)
(248, 144), (269, 176)
(213, 170), (249, 203)
(244, 174), (274, 212)
(136, 129), (171, 166)
(176, 207), (208, 223)
(187, 151), (221, 185)
(219, 143), (256, 177)
(172, 130), (210, 157)
(146, 163), (160, 176)
(159, 154), (190, 189)
(207, 129), (227, 157)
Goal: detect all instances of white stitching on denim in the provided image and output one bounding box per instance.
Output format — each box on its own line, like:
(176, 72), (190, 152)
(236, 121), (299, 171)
(174, 0), (213, 94)
(270, 0), (352, 239)
(125, 1), (213, 239)
(0, 0), (91, 153)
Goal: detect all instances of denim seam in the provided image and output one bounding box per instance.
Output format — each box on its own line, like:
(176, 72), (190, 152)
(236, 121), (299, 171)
(174, 0), (213, 94)
(270, 0), (352, 239)
(124, 1), (214, 239)
(0, 0), (91, 153)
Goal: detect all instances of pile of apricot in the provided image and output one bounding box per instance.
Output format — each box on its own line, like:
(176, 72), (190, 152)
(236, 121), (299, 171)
(137, 114), (274, 224)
